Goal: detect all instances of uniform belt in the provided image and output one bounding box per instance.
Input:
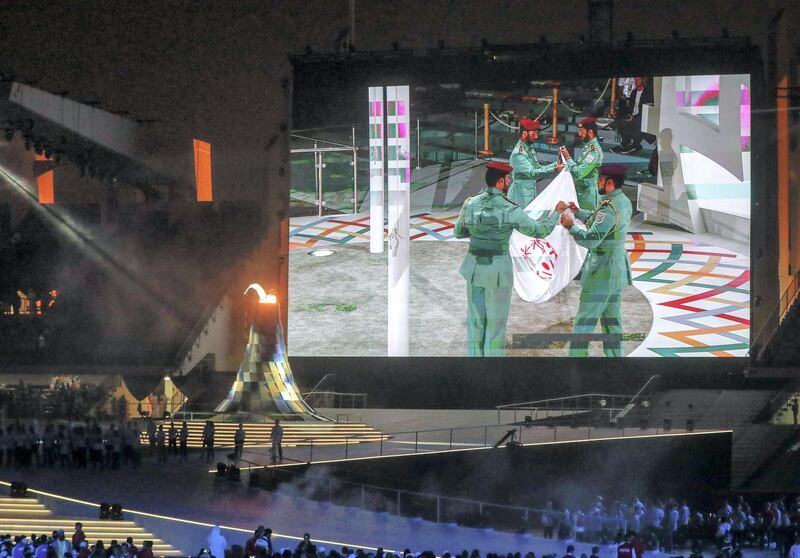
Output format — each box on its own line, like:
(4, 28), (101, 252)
(468, 240), (507, 256)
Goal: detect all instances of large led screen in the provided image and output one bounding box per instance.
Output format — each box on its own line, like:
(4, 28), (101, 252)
(288, 74), (751, 357)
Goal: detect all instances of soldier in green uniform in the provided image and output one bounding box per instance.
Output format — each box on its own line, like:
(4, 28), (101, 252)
(455, 162), (567, 357)
(559, 174), (632, 357)
(560, 117), (604, 211)
(507, 118), (564, 208)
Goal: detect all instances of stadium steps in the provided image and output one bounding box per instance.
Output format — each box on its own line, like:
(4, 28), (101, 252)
(0, 496), (181, 556)
(145, 421), (389, 449)
(730, 424), (800, 489)
(647, 389), (775, 429)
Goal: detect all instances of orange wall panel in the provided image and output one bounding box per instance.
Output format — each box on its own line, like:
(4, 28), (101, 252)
(193, 139), (213, 202)
(35, 153), (54, 204)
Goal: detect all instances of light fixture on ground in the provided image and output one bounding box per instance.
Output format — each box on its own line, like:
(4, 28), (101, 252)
(308, 248), (336, 257)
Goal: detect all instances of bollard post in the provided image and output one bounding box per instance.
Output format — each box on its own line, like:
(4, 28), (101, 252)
(415, 431), (418, 453)
(479, 103), (493, 156)
(474, 111), (479, 157)
(608, 78), (617, 117)
(416, 118), (421, 169)
(352, 125), (358, 213)
(546, 84), (561, 145)
(449, 429), (453, 450)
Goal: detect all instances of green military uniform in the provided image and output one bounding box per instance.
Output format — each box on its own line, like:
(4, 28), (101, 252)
(567, 188), (632, 357)
(507, 139), (558, 208)
(567, 137), (603, 210)
(454, 187), (559, 356)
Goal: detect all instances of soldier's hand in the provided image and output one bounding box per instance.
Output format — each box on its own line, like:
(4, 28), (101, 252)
(556, 161), (565, 173)
(555, 201), (568, 213)
(568, 201), (580, 213)
(560, 212), (575, 228)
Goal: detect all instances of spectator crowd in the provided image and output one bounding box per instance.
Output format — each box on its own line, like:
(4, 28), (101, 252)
(0, 522), (156, 558)
(536, 494), (800, 557)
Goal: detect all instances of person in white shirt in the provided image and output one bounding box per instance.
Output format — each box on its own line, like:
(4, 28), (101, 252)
(679, 501), (691, 526)
(206, 526), (226, 558)
(716, 517), (732, 541)
(788, 536), (800, 558)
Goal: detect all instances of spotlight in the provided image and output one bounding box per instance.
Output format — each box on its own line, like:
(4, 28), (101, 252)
(308, 248), (336, 257)
(10, 482), (27, 497)
(99, 502), (111, 519)
(110, 503), (124, 520)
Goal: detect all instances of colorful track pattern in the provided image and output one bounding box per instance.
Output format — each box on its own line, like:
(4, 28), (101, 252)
(290, 213), (750, 357)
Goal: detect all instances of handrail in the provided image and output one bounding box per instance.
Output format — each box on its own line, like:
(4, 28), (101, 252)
(172, 263), (241, 370)
(290, 133), (354, 150)
(612, 375), (661, 424)
(233, 419), (734, 469)
(259, 463), (578, 521)
(300, 391), (368, 397)
(629, 374), (661, 403)
(749, 269), (800, 363)
(496, 393), (632, 409)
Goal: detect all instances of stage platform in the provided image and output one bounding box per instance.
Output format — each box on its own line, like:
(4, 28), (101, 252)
(0, 446), (753, 558)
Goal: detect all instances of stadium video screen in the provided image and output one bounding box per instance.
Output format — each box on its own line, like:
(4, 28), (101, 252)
(288, 73), (751, 357)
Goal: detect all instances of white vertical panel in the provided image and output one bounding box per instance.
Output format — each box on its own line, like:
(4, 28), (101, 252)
(386, 85), (411, 356)
(368, 86), (385, 254)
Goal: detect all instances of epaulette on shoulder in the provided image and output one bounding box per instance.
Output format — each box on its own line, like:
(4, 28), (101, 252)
(599, 198), (612, 206)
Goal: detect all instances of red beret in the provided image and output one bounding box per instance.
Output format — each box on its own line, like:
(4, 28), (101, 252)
(519, 117), (541, 131)
(485, 161), (513, 173)
(578, 117), (598, 127)
(601, 163), (627, 176)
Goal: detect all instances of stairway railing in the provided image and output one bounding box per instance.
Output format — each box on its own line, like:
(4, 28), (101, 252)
(612, 374), (661, 424)
(750, 270), (800, 364)
(495, 393), (633, 424)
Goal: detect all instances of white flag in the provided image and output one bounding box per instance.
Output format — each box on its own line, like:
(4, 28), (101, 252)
(510, 169), (588, 303)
